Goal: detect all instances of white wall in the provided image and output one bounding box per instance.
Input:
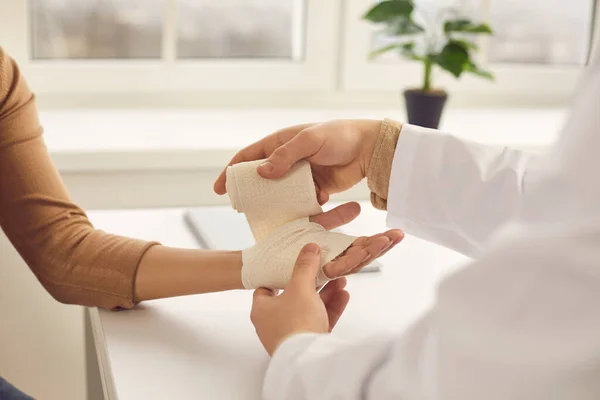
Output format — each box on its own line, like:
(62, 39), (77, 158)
(0, 232), (87, 400)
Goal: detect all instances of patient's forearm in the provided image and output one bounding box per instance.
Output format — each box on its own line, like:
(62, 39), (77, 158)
(134, 246), (243, 302)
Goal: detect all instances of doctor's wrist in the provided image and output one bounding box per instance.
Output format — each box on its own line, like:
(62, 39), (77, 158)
(358, 119), (383, 176)
(366, 119), (402, 210)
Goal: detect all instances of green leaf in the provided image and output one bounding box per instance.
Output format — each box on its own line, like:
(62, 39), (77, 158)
(401, 42), (415, 51)
(363, 0), (414, 23)
(405, 54), (425, 62)
(384, 17), (425, 36)
(369, 43), (406, 59)
(369, 41), (424, 61)
(444, 19), (493, 34)
(465, 61), (495, 80)
(432, 42), (470, 78)
(448, 39), (478, 51)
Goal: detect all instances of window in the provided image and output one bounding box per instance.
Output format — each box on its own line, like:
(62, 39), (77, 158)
(176, 1), (303, 59)
(488, 0), (594, 65)
(29, 0), (303, 60)
(3, 0), (334, 94)
(342, 0), (599, 104)
(367, 0), (595, 65)
(30, 0), (164, 59)
(0, 0), (598, 105)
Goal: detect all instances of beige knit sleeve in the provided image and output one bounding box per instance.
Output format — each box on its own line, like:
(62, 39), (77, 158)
(366, 119), (402, 211)
(0, 47), (159, 310)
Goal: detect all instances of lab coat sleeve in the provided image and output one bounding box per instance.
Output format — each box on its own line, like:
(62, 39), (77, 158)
(263, 220), (600, 400)
(263, 332), (404, 400)
(263, 316), (440, 400)
(262, 59), (600, 400)
(386, 124), (536, 257)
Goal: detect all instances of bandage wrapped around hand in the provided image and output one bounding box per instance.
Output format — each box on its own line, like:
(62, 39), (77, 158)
(226, 160), (356, 289)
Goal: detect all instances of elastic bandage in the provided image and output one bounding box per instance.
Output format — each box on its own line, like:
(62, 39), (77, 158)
(226, 160), (355, 289)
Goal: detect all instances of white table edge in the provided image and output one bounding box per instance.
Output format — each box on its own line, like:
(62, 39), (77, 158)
(50, 143), (546, 173)
(88, 307), (118, 400)
(43, 108), (562, 173)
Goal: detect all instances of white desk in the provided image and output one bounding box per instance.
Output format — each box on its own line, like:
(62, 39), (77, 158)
(88, 204), (469, 400)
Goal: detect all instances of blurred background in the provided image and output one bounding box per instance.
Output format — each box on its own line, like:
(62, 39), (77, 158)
(1, 0), (594, 107)
(28, 0), (592, 64)
(0, 1), (598, 399)
(30, 0), (296, 60)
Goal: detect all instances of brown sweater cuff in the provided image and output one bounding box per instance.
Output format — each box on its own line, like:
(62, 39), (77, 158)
(366, 119), (402, 211)
(38, 234), (160, 310)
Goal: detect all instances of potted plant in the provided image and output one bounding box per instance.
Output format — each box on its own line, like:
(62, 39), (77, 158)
(364, 0), (494, 129)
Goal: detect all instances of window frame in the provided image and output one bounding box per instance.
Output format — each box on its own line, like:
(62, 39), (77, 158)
(0, 0), (597, 106)
(340, 0), (599, 105)
(1, 0), (341, 94)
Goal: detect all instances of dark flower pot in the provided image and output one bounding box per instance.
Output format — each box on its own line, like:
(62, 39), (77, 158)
(403, 89), (448, 129)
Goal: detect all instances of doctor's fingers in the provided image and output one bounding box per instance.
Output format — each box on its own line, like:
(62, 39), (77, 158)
(253, 287), (278, 301)
(325, 290), (350, 331)
(317, 278), (350, 331)
(257, 128), (326, 180)
(213, 123), (314, 195)
(288, 243), (323, 293)
(319, 277), (347, 303)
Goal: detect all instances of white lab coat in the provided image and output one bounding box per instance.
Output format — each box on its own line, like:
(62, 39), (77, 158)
(262, 54), (600, 399)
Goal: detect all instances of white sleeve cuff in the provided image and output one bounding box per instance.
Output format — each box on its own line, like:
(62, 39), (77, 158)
(386, 124), (434, 229)
(263, 333), (324, 399)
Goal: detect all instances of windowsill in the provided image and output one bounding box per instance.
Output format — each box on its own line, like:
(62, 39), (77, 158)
(44, 108), (567, 173)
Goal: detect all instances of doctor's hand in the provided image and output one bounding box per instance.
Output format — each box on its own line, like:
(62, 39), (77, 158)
(214, 119), (386, 204)
(251, 243), (350, 356)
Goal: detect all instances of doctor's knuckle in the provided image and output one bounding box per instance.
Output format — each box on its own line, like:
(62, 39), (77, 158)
(272, 146), (290, 160)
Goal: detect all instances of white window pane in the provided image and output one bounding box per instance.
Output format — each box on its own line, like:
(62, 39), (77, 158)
(488, 0), (594, 65)
(30, 0), (163, 59)
(177, 0), (304, 59)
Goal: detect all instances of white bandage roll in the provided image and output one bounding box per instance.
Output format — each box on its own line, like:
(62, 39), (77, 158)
(227, 160), (323, 241)
(226, 160), (356, 289)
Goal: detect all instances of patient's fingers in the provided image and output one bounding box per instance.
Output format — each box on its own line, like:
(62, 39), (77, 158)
(323, 229), (404, 278)
(324, 236), (389, 278)
(309, 202), (361, 231)
(377, 230), (404, 257)
(317, 189), (329, 205)
(343, 230), (404, 275)
(380, 229), (404, 247)
(351, 230), (403, 249)
(314, 181), (330, 205)
(323, 247), (370, 279)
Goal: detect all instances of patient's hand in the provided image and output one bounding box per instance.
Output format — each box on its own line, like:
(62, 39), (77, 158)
(309, 202), (403, 278)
